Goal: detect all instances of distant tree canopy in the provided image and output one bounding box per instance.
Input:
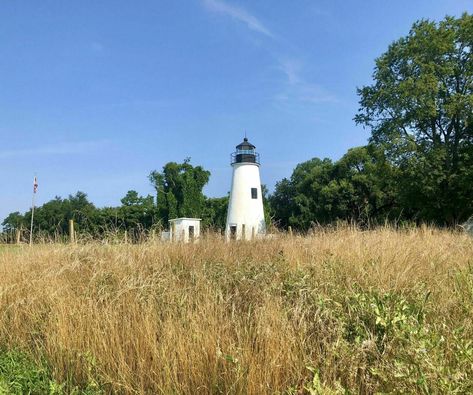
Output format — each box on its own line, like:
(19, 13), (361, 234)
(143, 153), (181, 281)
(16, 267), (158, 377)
(355, 13), (473, 224)
(1, 190), (158, 238)
(269, 146), (398, 230)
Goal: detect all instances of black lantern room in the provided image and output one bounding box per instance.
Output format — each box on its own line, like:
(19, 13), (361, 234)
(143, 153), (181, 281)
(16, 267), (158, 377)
(231, 137), (260, 165)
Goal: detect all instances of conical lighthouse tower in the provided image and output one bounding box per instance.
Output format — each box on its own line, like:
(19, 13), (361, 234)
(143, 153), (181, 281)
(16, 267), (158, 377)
(225, 137), (266, 240)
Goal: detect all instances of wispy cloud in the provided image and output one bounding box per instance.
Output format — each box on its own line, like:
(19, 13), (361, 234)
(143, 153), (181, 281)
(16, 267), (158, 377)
(201, 0), (273, 37)
(276, 58), (338, 105)
(279, 59), (302, 85)
(0, 140), (109, 159)
(200, 2), (336, 106)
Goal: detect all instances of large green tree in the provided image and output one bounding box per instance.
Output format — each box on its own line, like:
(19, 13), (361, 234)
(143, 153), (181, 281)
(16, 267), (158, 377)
(149, 158), (211, 224)
(270, 146), (397, 230)
(355, 13), (473, 224)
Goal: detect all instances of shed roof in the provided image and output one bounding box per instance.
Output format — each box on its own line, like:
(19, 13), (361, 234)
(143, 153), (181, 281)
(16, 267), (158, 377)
(169, 218), (202, 222)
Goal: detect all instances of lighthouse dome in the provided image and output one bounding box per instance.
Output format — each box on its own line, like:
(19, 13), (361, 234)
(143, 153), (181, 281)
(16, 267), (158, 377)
(236, 137), (255, 150)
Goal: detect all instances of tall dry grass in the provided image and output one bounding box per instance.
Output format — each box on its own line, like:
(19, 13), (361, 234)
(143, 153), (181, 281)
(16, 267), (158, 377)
(0, 227), (472, 394)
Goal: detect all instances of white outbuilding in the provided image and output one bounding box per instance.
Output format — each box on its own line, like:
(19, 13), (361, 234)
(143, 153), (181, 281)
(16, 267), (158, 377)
(168, 218), (201, 243)
(225, 137), (266, 240)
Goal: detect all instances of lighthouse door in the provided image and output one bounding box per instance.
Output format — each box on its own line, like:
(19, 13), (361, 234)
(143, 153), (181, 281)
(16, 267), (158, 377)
(230, 225), (237, 240)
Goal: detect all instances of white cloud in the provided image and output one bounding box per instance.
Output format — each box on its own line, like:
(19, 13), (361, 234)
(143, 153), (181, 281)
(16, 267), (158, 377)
(202, 0), (273, 37)
(0, 140), (109, 159)
(278, 59), (302, 85)
(276, 58), (338, 105)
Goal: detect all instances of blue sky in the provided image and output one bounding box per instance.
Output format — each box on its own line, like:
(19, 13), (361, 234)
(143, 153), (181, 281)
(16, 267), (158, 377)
(0, 0), (471, 222)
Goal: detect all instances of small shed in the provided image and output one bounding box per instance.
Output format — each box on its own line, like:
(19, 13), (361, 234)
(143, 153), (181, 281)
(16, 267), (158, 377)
(169, 218), (201, 243)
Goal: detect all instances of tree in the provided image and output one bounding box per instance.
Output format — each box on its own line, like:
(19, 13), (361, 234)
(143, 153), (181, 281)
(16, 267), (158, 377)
(269, 146), (398, 230)
(1, 212), (25, 233)
(21, 192), (97, 236)
(202, 196), (228, 230)
(355, 13), (473, 224)
(149, 159), (211, 224)
(118, 190), (156, 230)
(270, 158), (335, 230)
(333, 145), (399, 224)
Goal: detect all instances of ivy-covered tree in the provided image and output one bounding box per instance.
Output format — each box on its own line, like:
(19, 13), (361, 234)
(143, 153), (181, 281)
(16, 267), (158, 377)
(355, 13), (473, 224)
(149, 158), (211, 224)
(202, 196), (228, 230)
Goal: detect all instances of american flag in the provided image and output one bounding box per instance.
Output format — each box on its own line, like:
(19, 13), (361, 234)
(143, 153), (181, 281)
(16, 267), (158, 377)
(33, 176), (38, 193)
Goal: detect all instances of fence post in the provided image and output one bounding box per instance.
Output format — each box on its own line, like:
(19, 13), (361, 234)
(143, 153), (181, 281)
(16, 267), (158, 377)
(69, 219), (75, 243)
(15, 228), (21, 244)
(288, 226), (293, 236)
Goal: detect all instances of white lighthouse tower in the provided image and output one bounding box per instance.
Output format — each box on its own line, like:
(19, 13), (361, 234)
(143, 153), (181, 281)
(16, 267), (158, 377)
(225, 137), (266, 240)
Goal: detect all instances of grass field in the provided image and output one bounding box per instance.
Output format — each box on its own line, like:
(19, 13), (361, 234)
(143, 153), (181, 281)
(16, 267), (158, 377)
(0, 227), (472, 394)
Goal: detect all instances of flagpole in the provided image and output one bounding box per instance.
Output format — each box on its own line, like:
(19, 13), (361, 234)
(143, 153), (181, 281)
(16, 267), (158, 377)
(29, 176), (37, 246)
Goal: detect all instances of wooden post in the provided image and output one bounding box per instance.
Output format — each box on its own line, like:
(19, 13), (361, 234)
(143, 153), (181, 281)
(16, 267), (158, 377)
(242, 224), (246, 241)
(15, 228), (21, 244)
(251, 226), (255, 240)
(69, 219), (75, 243)
(151, 229), (156, 242)
(124, 230), (128, 244)
(288, 226), (293, 236)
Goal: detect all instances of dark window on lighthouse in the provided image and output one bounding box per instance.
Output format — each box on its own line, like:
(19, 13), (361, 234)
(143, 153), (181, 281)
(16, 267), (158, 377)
(251, 188), (258, 199)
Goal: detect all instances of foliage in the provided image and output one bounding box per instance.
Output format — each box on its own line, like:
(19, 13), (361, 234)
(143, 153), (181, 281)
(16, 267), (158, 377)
(149, 158), (210, 224)
(202, 196), (228, 230)
(0, 349), (53, 394)
(1, 212), (25, 233)
(270, 145), (398, 229)
(355, 13), (473, 224)
(117, 190), (157, 230)
(1, 190), (159, 240)
(0, 349), (102, 394)
(21, 192), (97, 236)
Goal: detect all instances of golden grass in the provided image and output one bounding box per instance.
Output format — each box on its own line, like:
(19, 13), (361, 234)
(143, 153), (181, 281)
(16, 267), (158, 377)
(0, 227), (472, 394)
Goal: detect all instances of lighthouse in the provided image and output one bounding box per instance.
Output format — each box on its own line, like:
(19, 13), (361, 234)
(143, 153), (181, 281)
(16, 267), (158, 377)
(225, 137), (266, 240)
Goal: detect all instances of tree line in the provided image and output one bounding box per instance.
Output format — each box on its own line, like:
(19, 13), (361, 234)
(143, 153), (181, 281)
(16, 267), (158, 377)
(2, 14), (472, 238)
